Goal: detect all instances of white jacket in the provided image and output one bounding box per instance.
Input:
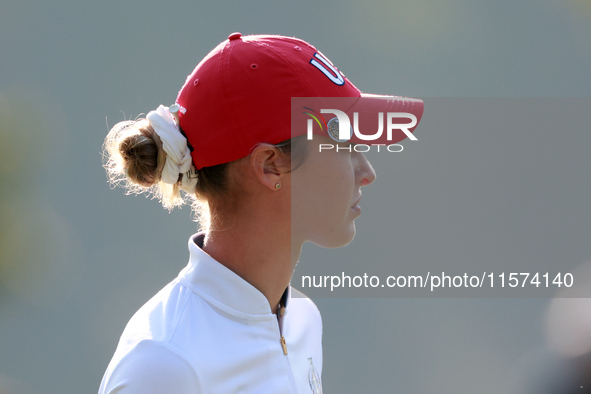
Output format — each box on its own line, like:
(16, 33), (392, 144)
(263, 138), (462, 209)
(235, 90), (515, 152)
(98, 233), (323, 394)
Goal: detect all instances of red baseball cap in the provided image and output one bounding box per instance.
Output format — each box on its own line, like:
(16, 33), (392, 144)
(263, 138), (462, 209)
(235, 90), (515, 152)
(176, 33), (424, 169)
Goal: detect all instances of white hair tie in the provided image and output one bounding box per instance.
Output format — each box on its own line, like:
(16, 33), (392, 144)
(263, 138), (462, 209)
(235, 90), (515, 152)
(146, 105), (198, 192)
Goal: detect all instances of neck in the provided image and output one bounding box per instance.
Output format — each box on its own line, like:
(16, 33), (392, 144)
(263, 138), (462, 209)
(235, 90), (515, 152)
(202, 206), (301, 315)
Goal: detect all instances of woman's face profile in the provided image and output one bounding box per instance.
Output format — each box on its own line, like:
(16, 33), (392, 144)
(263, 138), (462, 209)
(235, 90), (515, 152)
(290, 135), (376, 248)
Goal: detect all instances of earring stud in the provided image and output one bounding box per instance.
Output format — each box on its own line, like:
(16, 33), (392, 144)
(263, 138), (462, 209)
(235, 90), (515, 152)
(275, 183), (281, 190)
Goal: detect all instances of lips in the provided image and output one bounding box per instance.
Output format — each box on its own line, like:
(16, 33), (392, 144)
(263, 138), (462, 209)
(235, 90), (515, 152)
(351, 195), (362, 208)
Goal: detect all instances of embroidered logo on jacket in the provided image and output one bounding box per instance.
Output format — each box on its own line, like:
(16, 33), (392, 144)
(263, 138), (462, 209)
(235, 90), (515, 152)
(308, 357), (322, 394)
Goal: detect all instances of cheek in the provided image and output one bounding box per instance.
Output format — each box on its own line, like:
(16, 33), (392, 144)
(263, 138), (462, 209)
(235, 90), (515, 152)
(290, 149), (355, 234)
(314, 158), (355, 217)
(324, 171), (353, 206)
(328, 155), (355, 195)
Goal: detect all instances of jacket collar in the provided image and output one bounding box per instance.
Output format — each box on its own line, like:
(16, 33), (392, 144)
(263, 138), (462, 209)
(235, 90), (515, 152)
(178, 233), (290, 321)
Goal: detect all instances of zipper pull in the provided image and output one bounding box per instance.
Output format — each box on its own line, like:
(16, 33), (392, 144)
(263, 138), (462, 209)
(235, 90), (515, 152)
(280, 336), (288, 355)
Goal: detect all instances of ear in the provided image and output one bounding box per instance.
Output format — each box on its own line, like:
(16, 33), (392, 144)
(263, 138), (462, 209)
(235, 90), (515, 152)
(249, 143), (288, 191)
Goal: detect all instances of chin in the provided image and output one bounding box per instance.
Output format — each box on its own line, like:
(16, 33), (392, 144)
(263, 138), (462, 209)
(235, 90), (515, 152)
(313, 223), (357, 249)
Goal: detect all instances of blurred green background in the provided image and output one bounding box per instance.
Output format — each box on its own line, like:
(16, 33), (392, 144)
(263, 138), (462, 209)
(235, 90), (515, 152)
(1, 0), (590, 393)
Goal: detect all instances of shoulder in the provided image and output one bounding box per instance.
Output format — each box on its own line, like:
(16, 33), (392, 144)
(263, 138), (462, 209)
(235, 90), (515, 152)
(99, 340), (202, 394)
(118, 279), (194, 345)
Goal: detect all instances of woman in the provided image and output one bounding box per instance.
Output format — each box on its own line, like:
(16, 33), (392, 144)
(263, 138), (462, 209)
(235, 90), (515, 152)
(99, 33), (423, 394)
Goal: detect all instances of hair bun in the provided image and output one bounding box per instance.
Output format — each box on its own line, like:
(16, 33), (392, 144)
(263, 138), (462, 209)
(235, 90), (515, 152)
(104, 119), (163, 188)
(118, 122), (161, 187)
(103, 117), (189, 211)
(103, 118), (166, 191)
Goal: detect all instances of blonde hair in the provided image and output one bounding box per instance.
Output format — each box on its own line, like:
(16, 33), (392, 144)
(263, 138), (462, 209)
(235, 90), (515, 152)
(103, 117), (306, 231)
(102, 118), (209, 227)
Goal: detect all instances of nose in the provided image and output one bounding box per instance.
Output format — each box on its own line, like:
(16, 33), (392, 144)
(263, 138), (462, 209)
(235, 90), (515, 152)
(356, 153), (376, 187)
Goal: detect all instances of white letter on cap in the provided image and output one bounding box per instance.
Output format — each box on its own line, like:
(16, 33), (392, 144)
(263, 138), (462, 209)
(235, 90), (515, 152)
(387, 112), (418, 141)
(310, 53), (345, 86)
